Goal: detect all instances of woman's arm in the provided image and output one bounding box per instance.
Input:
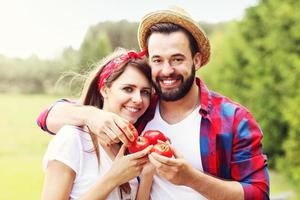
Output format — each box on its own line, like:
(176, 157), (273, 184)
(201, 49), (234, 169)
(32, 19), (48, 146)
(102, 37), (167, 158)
(136, 174), (154, 200)
(41, 160), (75, 200)
(42, 160), (118, 200)
(136, 162), (155, 200)
(78, 172), (120, 200)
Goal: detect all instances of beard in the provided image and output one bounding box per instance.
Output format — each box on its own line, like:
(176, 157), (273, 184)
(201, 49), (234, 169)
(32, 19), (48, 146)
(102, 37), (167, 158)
(154, 65), (196, 101)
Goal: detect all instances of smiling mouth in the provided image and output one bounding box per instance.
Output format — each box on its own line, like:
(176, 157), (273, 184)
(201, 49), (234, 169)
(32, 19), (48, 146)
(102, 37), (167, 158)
(158, 76), (182, 89)
(124, 106), (140, 113)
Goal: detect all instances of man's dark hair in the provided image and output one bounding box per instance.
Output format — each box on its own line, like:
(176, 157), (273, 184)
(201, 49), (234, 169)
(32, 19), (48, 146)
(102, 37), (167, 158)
(146, 23), (199, 57)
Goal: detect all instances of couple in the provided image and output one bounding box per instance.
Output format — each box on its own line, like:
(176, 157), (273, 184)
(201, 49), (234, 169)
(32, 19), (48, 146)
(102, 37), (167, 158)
(39, 7), (270, 200)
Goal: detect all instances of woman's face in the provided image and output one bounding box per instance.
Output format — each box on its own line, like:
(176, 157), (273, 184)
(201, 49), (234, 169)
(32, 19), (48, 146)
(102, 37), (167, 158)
(101, 65), (152, 124)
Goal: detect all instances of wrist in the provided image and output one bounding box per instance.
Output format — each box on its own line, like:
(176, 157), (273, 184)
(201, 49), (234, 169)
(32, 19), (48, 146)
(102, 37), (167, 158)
(185, 167), (203, 188)
(140, 173), (154, 182)
(81, 106), (96, 127)
(101, 172), (119, 189)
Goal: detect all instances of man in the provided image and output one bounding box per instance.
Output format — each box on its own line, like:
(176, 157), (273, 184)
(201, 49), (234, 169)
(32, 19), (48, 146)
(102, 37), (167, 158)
(37, 7), (269, 200)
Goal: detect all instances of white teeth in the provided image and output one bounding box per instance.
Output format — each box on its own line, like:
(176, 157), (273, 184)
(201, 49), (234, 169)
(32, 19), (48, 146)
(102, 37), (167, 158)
(125, 106), (139, 113)
(162, 79), (176, 85)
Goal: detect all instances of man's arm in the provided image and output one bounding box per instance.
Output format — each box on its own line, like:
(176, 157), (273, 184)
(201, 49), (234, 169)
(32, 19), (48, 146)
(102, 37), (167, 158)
(38, 100), (87, 134)
(36, 99), (136, 145)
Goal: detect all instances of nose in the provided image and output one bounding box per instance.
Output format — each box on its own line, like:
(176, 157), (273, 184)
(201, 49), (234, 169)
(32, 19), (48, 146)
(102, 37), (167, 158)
(161, 61), (175, 75)
(131, 91), (142, 104)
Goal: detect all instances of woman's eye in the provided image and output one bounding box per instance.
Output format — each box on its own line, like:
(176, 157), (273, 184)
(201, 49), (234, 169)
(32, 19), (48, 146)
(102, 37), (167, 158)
(141, 90), (151, 96)
(123, 87), (133, 93)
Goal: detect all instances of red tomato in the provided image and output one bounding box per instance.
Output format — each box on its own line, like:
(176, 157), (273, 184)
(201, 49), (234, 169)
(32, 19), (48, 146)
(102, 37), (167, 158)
(143, 130), (168, 145)
(151, 142), (173, 158)
(128, 136), (150, 153)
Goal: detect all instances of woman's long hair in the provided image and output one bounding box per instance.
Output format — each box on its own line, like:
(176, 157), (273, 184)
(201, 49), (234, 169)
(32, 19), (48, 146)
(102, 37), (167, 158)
(79, 48), (152, 195)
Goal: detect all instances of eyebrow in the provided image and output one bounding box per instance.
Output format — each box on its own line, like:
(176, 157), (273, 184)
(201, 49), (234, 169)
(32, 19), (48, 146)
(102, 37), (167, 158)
(171, 53), (185, 58)
(150, 53), (185, 59)
(121, 84), (151, 90)
(150, 55), (160, 59)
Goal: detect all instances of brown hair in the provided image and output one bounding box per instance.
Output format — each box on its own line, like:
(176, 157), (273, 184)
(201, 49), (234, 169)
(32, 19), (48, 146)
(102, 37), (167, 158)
(146, 22), (199, 57)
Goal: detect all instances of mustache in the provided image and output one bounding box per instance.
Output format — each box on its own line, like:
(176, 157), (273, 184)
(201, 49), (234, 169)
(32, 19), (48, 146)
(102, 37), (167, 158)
(156, 74), (183, 81)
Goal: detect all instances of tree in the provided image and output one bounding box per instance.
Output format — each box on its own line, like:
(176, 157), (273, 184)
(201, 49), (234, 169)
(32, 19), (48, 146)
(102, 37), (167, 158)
(79, 28), (112, 70)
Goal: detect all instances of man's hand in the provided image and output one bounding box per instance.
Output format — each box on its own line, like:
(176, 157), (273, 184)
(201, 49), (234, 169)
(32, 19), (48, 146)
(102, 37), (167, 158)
(84, 106), (136, 146)
(149, 146), (244, 200)
(149, 147), (195, 185)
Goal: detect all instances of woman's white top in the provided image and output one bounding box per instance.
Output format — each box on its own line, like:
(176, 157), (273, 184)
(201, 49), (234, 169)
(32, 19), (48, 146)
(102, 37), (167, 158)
(43, 125), (138, 200)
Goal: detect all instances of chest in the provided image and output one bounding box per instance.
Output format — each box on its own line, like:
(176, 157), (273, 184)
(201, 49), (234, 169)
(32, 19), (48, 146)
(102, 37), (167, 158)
(143, 106), (203, 170)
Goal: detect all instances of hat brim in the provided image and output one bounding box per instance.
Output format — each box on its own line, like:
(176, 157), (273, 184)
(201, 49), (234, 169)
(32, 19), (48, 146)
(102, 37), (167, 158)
(138, 10), (210, 66)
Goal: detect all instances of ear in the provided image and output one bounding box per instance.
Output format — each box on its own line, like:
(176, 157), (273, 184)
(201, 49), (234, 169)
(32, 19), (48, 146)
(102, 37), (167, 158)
(100, 85), (109, 98)
(193, 52), (202, 71)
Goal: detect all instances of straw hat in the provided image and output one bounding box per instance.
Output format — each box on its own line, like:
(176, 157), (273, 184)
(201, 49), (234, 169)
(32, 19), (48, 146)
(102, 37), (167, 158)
(138, 6), (211, 66)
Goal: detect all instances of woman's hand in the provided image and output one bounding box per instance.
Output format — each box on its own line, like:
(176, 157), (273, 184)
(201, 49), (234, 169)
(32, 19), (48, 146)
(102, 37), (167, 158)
(105, 144), (153, 187)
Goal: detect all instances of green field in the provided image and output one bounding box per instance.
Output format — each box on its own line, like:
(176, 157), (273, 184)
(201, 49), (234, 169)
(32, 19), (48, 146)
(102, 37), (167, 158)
(0, 93), (298, 199)
(0, 93), (57, 199)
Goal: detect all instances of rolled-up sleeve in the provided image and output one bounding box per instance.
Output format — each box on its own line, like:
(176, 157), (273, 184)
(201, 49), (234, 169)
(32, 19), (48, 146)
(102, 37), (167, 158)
(231, 108), (270, 200)
(36, 99), (75, 135)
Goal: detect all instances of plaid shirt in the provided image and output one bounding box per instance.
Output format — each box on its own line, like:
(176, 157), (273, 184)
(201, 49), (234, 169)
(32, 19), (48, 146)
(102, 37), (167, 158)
(37, 78), (269, 199)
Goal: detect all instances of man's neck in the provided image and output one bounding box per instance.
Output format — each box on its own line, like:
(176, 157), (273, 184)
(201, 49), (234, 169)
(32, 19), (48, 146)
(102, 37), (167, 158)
(159, 81), (200, 124)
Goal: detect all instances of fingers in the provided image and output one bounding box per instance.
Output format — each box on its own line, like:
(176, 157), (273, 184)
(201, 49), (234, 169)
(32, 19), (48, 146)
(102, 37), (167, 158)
(169, 146), (183, 159)
(149, 153), (161, 167)
(112, 119), (133, 145)
(115, 144), (127, 158)
(114, 124), (135, 143)
(103, 126), (121, 143)
(149, 152), (175, 166)
(129, 145), (153, 159)
(97, 134), (113, 147)
(135, 157), (149, 165)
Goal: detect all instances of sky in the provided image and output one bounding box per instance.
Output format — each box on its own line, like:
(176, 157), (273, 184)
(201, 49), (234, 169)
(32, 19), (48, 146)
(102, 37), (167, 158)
(0, 0), (258, 59)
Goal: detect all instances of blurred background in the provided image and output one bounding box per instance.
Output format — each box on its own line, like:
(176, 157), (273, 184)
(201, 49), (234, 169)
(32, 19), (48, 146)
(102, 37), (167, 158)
(0, 0), (299, 199)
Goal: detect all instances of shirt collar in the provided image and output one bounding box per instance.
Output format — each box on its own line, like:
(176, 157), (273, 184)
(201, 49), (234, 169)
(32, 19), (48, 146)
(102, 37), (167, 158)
(196, 77), (211, 117)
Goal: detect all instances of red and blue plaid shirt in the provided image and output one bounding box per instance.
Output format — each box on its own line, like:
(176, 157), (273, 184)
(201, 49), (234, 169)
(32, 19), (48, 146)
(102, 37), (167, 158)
(37, 78), (269, 199)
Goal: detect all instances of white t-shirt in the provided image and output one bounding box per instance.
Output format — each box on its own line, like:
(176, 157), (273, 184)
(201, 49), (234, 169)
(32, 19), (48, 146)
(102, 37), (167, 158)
(143, 104), (207, 200)
(43, 125), (138, 200)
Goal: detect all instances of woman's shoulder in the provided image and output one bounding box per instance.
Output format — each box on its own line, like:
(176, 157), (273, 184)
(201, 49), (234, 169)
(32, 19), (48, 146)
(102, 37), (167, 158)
(43, 125), (90, 173)
(49, 125), (92, 150)
(56, 125), (91, 140)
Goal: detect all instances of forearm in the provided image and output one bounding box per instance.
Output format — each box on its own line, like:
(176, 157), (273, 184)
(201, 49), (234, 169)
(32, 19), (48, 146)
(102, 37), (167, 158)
(136, 174), (154, 200)
(46, 103), (93, 134)
(186, 168), (243, 200)
(79, 173), (118, 200)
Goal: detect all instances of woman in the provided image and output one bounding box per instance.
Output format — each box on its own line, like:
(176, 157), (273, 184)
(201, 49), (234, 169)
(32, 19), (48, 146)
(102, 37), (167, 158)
(41, 48), (153, 200)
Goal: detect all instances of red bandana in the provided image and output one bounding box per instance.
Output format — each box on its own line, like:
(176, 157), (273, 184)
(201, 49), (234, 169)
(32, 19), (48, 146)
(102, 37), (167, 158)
(97, 49), (147, 91)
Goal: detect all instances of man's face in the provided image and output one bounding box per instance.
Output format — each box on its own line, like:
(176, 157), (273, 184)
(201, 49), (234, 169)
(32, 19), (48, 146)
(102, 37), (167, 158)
(147, 31), (196, 101)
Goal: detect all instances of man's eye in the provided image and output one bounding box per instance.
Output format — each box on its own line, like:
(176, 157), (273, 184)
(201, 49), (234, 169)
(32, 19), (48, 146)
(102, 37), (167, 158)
(171, 58), (183, 65)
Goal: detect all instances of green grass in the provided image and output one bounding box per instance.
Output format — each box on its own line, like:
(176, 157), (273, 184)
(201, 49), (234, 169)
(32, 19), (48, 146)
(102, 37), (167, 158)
(0, 93), (58, 200)
(0, 93), (299, 199)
